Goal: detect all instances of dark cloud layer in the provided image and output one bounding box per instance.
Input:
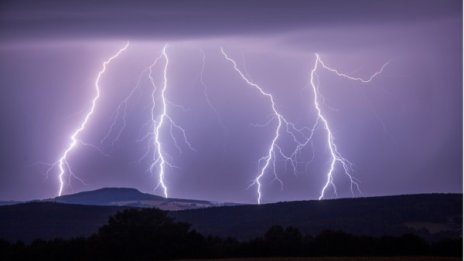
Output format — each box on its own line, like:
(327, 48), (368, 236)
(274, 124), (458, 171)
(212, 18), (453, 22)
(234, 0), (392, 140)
(1, 0), (461, 40)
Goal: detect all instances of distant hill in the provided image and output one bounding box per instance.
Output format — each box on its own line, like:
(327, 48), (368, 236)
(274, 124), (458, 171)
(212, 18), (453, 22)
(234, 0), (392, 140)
(0, 193), (461, 242)
(52, 187), (219, 210)
(54, 187), (164, 204)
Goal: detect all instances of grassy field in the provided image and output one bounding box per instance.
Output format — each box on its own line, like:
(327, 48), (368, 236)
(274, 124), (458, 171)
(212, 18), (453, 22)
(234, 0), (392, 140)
(177, 257), (462, 261)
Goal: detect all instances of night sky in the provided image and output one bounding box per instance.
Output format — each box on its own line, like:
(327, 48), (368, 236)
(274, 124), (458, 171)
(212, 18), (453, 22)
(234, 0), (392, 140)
(0, 0), (462, 203)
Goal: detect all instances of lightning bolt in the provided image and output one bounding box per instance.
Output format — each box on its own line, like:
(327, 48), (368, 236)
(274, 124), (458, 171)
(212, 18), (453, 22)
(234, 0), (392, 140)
(55, 42), (130, 196)
(148, 44), (194, 198)
(99, 44), (192, 198)
(311, 53), (389, 200)
(221, 48), (311, 204)
(150, 46), (170, 198)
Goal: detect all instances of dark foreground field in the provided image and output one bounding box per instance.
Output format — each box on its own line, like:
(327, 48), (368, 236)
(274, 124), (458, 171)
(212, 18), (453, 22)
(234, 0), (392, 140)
(180, 256), (462, 261)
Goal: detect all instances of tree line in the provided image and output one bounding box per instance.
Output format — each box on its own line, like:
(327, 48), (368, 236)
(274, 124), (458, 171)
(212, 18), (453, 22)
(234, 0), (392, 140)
(0, 208), (461, 260)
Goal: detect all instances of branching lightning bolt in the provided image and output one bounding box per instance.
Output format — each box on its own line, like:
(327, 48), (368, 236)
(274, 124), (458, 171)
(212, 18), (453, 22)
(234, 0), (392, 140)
(311, 54), (389, 200)
(221, 48), (311, 204)
(148, 44), (194, 198)
(221, 48), (281, 204)
(55, 42), (130, 196)
(99, 44), (193, 199)
(150, 46), (170, 198)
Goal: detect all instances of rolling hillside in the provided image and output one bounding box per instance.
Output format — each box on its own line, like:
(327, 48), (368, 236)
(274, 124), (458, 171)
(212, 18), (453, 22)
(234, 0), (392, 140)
(171, 194), (462, 240)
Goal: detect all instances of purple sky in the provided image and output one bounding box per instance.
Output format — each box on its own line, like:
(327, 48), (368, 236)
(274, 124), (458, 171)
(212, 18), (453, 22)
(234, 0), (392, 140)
(0, 0), (462, 203)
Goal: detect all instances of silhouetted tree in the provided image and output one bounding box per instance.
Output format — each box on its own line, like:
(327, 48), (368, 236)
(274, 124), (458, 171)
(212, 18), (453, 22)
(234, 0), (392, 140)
(94, 208), (205, 260)
(261, 225), (303, 256)
(314, 230), (359, 255)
